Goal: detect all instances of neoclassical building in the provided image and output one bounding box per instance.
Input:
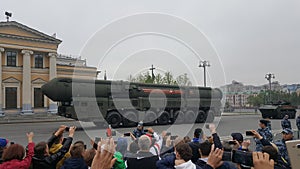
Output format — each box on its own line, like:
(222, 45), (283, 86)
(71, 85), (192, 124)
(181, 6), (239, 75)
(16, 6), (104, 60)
(0, 21), (98, 116)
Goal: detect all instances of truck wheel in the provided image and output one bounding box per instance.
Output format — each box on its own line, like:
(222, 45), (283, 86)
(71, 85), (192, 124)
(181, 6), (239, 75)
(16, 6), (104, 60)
(196, 110), (206, 123)
(123, 111), (138, 127)
(185, 110), (196, 123)
(206, 110), (215, 123)
(144, 111), (157, 126)
(173, 110), (185, 124)
(157, 111), (170, 125)
(106, 111), (122, 128)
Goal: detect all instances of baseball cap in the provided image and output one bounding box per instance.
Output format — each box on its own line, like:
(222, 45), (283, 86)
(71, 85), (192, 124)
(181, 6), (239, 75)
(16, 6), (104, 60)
(231, 133), (244, 142)
(0, 138), (8, 148)
(137, 121), (143, 127)
(282, 128), (293, 135)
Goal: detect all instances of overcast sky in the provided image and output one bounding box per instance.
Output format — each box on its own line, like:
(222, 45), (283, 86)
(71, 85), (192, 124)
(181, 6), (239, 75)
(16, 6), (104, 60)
(1, 0), (300, 87)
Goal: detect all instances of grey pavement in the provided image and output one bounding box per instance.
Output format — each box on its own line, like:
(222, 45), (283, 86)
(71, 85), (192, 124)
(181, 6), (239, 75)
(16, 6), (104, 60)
(0, 108), (74, 124)
(0, 108), (260, 124)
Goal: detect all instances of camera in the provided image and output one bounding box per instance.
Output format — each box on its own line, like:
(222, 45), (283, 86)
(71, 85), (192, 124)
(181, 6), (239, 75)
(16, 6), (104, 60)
(205, 124), (210, 129)
(221, 150), (253, 167)
(222, 151), (232, 161)
(232, 150), (253, 167)
(65, 127), (70, 131)
(144, 129), (149, 132)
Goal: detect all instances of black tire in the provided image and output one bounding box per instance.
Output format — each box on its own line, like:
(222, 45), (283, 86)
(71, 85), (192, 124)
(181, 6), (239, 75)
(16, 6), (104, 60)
(278, 112), (285, 119)
(123, 111), (138, 127)
(206, 110), (215, 123)
(157, 111), (170, 125)
(106, 111), (122, 128)
(185, 110), (196, 123)
(144, 110), (157, 126)
(173, 110), (185, 124)
(196, 110), (206, 123)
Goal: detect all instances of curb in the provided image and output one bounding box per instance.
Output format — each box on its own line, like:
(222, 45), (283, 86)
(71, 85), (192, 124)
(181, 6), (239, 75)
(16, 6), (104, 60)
(0, 114), (75, 124)
(221, 112), (260, 116)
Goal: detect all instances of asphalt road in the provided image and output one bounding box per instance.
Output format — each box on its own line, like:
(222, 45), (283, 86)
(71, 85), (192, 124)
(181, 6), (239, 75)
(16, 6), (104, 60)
(1, 114), (299, 147)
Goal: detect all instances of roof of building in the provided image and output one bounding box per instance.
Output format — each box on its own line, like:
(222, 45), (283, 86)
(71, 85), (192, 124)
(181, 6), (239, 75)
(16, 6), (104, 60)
(0, 21), (62, 44)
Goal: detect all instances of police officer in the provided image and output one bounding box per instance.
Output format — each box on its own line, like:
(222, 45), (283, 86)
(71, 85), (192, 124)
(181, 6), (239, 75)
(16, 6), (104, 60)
(252, 128), (294, 169)
(296, 115), (300, 138)
(281, 115), (292, 130)
(255, 119), (273, 152)
(132, 121), (146, 139)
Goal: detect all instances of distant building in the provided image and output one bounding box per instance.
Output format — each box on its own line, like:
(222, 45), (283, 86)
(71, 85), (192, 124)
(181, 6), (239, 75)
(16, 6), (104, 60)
(220, 80), (282, 108)
(0, 21), (98, 116)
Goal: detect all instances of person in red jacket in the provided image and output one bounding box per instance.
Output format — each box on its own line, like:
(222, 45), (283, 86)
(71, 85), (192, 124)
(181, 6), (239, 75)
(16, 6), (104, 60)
(0, 132), (34, 169)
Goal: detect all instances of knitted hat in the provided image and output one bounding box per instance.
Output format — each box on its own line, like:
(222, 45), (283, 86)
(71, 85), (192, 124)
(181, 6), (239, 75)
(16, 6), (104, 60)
(0, 138), (8, 148)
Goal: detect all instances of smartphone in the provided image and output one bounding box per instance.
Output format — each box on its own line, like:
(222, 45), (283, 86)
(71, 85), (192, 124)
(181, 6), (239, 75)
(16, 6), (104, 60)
(245, 131), (254, 136)
(170, 135), (178, 140)
(124, 132), (131, 137)
(166, 132), (171, 136)
(286, 140), (300, 169)
(95, 137), (101, 143)
(222, 151), (232, 161)
(144, 129), (149, 132)
(229, 140), (237, 145)
(84, 144), (87, 149)
(10, 142), (15, 145)
(232, 150), (253, 167)
(205, 124), (209, 129)
(65, 127), (70, 131)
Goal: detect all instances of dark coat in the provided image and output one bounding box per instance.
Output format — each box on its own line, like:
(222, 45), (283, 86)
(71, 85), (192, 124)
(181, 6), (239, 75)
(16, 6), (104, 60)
(32, 136), (73, 169)
(156, 153), (175, 169)
(60, 157), (88, 169)
(126, 151), (158, 169)
(188, 141), (201, 163)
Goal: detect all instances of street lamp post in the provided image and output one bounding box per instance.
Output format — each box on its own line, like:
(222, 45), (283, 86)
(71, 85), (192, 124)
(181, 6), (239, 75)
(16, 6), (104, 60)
(199, 60), (210, 87)
(265, 73), (275, 103)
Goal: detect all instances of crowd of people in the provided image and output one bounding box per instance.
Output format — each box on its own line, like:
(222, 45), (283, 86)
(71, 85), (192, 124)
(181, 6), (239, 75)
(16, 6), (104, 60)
(0, 115), (299, 169)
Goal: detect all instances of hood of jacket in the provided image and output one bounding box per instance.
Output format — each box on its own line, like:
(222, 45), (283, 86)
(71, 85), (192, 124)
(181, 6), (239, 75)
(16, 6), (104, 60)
(0, 159), (26, 169)
(49, 143), (62, 154)
(175, 160), (196, 169)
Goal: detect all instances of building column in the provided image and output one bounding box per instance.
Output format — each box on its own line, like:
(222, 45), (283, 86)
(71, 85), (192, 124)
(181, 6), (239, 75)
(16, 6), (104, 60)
(0, 47), (4, 117)
(48, 52), (57, 114)
(21, 50), (33, 115)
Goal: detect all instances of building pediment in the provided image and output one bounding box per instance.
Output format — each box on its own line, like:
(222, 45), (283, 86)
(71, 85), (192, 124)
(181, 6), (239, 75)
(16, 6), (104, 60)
(3, 77), (21, 83)
(0, 21), (61, 44)
(32, 78), (47, 84)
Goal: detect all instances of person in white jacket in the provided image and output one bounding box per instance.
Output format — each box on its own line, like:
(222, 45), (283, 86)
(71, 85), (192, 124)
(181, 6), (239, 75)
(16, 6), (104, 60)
(174, 143), (200, 169)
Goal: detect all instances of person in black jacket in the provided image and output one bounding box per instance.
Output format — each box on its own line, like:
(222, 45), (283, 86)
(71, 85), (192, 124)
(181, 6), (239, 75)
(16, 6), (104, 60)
(32, 125), (76, 169)
(188, 128), (204, 163)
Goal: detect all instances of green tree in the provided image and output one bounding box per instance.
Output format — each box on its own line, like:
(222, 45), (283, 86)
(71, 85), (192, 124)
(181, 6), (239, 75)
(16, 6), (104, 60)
(176, 73), (192, 86)
(163, 72), (177, 85)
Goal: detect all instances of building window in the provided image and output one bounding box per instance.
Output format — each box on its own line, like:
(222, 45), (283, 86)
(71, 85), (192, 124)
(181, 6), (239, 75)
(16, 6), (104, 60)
(34, 54), (43, 68)
(6, 51), (17, 67)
